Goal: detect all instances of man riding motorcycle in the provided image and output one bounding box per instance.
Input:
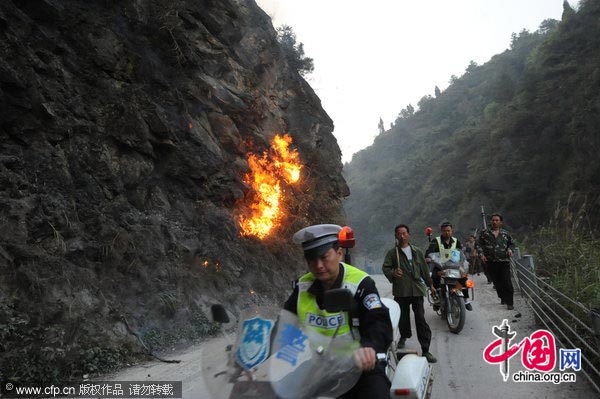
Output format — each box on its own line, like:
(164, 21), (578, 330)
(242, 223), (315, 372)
(425, 222), (473, 311)
(284, 224), (392, 399)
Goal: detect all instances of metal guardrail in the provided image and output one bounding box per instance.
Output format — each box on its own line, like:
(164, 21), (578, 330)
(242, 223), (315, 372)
(511, 252), (600, 393)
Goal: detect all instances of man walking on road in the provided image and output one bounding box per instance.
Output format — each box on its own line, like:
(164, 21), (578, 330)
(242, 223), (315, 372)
(382, 224), (437, 363)
(477, 213), (516, 310)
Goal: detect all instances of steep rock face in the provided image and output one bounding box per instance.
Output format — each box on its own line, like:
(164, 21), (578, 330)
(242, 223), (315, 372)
(0, 0), (348, 379)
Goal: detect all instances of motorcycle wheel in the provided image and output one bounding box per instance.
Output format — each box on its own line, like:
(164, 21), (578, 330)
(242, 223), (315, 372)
(446, 296), (466, 334)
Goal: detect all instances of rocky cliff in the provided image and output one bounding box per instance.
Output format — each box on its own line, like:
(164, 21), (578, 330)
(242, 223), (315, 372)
(0, 0), (348, 380)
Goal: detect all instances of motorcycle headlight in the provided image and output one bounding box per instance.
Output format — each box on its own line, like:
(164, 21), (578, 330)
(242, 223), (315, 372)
(445, 269), (462, 279)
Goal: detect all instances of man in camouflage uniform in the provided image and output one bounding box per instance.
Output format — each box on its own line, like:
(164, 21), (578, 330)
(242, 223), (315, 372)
(477, 213), (515, 310)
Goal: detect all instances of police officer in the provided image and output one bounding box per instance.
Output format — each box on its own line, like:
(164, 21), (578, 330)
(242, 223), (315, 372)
(425, 221), (473, 311)
(284, 224), (392, 399)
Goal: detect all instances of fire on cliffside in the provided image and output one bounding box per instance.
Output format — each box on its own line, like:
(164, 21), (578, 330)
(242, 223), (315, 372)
(238, 134), (302, 239)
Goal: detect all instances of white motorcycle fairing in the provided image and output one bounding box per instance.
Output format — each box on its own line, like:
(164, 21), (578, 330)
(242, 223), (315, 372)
(391, 354), (433, 399)
(382, 297), (433, 399)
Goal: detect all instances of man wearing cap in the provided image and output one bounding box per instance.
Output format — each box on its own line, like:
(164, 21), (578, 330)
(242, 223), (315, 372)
(382, 224), (437, 363)
(284, 224), (392, 399)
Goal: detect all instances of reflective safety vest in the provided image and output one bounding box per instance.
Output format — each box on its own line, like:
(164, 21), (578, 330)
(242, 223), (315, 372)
(436, 236), (457, 261)
(297, 263), (367, 337)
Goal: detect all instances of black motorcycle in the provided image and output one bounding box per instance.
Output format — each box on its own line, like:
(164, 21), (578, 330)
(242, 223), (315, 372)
(427, 251), (468, 334)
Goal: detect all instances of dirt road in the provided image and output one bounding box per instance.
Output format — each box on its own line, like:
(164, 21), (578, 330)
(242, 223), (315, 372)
(373, 273), (593, 399)
(109, 273), (595, 398)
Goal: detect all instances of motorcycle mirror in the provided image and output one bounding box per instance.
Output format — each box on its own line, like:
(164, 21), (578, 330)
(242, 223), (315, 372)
(425, 227), (433, 236)
(210, 304), (230, 324)
(323, 288), (354, 312)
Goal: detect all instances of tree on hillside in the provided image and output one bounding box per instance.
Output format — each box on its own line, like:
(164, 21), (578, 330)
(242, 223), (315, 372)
(466, 60), (478, 73)
(562, 0), (576, 20)
(378, 117), (385, 135)
(277, 25), (314, 76)
(538, 18), (559, 34)
(434, 85), (441, 97)
(510, 29), (534, 50)
(417, 95), (434, 112)
(397, 104), (414, 120)
(491, 73), (515, 103)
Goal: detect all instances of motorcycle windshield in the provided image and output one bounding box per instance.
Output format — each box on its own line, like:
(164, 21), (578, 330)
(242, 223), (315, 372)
(201, 305), (279, 399)
(430, 252), (466, 272)
(429, 252), (442, 265)
(269, 310), (361, 399)
(201, 307), (361, 399)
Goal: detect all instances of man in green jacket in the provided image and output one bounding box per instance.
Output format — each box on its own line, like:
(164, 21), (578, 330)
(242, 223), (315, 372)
(382, 224), (437, 363)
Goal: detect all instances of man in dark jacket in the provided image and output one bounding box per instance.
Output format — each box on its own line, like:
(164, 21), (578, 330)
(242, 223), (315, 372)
(285, 224), (392, 399)
(477, 213), (515, 310)
(382, 224), (437, 363)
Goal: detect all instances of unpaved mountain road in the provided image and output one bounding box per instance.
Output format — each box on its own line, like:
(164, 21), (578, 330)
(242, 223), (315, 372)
(376, 273), (594, 399)
(108, 273), (595, 398)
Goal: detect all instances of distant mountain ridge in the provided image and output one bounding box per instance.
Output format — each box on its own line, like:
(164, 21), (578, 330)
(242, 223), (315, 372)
(344, 0), (600, 258)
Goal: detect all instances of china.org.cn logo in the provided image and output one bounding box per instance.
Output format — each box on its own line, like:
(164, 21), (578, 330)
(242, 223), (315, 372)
(483, 319), (581, 384)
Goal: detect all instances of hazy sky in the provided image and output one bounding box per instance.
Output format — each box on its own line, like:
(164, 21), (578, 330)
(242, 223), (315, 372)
(255, 0), (576, 162)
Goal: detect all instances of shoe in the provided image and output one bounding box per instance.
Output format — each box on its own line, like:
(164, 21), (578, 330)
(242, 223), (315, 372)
(507, 305), (514, 310)
(423, 352), (437, 363)
(398, 337), (406, 349)
(433, 304), (440, 312)
(465, 303), (473, 311)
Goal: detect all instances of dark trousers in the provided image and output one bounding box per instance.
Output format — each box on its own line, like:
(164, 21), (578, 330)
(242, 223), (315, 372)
(468, 257), (481, 274)
(394, 296), (432, 354)
(339, 366), (390, 399)
(482, 260), (492, 282)
(487, 261), (514, 306)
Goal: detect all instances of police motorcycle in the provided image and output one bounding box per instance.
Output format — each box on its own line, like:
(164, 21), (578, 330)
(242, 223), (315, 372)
(202, 225), (432, 398)
(204, 290), (433, 398)
(426, 250), (471, 334)
(202, 297), (361, 399)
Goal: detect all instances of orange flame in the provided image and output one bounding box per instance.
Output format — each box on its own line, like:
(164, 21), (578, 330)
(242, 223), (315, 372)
(272, 135), (301, 184)
(239, 134), (302, 238)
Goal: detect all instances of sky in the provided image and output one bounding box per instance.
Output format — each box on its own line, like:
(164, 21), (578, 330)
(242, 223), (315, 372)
(255, 0), (577, 163)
